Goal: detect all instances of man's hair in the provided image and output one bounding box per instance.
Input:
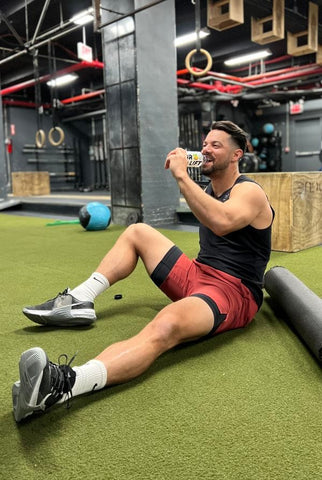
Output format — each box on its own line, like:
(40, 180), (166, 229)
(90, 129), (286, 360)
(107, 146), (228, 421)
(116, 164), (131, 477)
(211, 120), (248, 153)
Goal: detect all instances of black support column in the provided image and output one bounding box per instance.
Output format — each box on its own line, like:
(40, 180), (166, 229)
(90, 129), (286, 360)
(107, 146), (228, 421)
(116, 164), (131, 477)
(101, 0), (179, 225)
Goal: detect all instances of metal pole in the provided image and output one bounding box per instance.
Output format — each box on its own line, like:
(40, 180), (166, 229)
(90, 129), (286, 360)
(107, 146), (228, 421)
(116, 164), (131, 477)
(0, 9), (25, 47)
(62, 109), (107, 122)
(31, 0), (52, 45)
(0, 23), (82, 66)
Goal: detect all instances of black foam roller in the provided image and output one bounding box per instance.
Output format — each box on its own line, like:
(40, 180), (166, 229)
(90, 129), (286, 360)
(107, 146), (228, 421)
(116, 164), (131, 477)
(264, 266), (322, 363)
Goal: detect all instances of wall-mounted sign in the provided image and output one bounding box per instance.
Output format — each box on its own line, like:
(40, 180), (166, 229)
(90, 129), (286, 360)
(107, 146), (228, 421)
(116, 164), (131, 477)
(77, 42), (93, 62)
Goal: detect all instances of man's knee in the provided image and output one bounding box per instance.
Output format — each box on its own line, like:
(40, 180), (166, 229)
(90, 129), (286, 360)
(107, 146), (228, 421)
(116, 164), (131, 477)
(124, 223), (155, 243)
(148, 313), (182, 351)
(121, 223), (174, 276)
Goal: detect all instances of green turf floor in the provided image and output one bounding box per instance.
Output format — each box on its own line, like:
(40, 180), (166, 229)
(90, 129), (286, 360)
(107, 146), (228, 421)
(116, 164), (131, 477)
(1, 214), (321, 479)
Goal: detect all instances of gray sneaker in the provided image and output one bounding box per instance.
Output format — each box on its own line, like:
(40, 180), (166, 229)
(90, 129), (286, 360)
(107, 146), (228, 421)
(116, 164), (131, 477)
(12, 347), (76, 422)
(23, 288), (96, 326)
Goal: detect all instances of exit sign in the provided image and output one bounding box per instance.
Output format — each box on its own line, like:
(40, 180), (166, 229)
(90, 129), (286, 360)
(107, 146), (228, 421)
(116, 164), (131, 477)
(77, 42), (93, 62)
(290, 101), (304, 115)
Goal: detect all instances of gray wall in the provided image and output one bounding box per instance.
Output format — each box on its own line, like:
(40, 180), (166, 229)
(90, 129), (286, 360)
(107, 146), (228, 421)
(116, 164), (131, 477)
(3, 106), (95, 191)
(248, 98), (322, 172)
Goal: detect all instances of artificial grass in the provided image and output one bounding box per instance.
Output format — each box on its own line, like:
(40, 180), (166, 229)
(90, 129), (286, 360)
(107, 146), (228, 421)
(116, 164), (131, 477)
(1, 213), (322, 480)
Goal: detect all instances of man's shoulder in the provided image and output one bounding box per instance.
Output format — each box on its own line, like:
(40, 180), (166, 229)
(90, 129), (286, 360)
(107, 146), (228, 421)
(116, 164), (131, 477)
(235, 175), (257, 185)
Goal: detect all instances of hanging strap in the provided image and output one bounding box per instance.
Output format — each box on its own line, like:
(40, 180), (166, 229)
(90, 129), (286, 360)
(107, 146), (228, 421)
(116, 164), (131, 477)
(33, 50), (45, 148)
(195, 0), (201, 52)
(48, 41), (65, 146)
(185, 1), (212, 77)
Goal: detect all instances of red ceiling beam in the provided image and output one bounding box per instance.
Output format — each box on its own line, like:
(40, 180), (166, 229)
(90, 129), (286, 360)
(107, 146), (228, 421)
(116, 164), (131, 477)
(60, 88), (105, 105)
(0, 60), (104, 97)
(177, 63), (322, 93)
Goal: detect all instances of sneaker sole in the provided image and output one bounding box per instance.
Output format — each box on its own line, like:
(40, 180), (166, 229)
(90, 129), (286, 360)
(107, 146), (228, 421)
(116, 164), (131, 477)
(12, 347), (48, 422)
(22, 308), (96, 327)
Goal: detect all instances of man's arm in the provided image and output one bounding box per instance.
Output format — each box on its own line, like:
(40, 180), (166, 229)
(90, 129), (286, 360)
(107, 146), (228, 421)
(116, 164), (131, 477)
(165, 148), (270, 236)
(178, 177), (270, 235)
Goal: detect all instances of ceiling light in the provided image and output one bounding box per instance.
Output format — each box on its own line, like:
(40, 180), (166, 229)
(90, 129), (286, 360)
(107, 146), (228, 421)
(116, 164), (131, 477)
(47, 74), (78, 88)
(70, 7), (94, 25)
(224, 49), (272, 66)
(175, 30), (210, 47)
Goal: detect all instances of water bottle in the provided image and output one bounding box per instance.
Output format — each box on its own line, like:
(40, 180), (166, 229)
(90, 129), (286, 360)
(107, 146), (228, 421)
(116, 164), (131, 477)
(186, 151), (204, 168)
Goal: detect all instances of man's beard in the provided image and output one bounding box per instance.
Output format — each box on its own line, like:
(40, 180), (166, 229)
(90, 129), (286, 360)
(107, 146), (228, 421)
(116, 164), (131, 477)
(201, 163), (215, 176)
(201, 157), (230, 176)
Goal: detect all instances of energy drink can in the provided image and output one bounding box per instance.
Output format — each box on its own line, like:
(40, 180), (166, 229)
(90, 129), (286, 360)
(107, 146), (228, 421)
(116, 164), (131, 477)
(186, 151), (204, 168)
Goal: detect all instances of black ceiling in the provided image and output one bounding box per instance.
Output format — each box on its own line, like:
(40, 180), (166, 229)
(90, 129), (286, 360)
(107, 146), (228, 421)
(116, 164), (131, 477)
(1, 0), (322, 116)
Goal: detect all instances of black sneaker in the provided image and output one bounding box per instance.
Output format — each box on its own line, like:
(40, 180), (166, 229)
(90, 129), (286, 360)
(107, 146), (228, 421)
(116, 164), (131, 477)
(23, 288), (96, 327)
(12, 347), (76, 422)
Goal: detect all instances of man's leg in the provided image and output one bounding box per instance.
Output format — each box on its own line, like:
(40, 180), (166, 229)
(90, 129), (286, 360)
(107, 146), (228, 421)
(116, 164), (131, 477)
(13, 296), (215, 422)
(95, 223), (176, 284)
(22, 224), (175, 326)
(95, 296), (214, 384)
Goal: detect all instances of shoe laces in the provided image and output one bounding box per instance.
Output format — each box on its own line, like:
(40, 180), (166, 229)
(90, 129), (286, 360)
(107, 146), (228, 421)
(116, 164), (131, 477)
(46, 352), (77, 409)
(43, 288), (70, 304)
(57, 288), (70, 298)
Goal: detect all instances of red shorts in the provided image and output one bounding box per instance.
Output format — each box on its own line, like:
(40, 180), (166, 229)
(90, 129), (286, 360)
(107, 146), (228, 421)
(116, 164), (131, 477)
(151, 246), (259, 336)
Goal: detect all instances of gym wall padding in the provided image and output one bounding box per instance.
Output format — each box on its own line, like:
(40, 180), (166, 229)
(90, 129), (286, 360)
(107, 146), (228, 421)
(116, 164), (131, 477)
(264, 266), (322, 363)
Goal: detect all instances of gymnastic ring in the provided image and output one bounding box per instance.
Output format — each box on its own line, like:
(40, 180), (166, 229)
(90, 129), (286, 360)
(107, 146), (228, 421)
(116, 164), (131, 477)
(35, 129), (46, 148)
(185, 48), (213, 77)
(48, 126), (65, 146)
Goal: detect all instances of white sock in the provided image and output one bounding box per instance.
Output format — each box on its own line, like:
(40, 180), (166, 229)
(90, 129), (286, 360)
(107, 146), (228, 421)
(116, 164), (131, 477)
(70, 272), (110, 302)
(58, 359), (107, 403)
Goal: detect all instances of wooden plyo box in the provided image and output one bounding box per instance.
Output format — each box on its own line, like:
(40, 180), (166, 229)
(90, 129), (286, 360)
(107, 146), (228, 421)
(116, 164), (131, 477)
(207, 0), (244, 31)
(287, 1), (318, 56)
(12, 171), (51, 196)
(251, 0), (285, 45)
(247, 172), (322, 252)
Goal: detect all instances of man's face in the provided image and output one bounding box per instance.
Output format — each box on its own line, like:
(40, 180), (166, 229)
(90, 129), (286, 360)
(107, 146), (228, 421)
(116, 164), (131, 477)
(201, 129), (240, 176)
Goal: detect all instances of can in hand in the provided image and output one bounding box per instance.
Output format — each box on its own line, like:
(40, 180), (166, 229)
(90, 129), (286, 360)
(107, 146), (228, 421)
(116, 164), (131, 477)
(186, 151), (204, 168)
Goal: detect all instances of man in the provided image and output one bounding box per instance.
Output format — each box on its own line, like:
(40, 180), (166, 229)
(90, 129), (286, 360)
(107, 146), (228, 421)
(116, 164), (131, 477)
(12, 121), (274, 422)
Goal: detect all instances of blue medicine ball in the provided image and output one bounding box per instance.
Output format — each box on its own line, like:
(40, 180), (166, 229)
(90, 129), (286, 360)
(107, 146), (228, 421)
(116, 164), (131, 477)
(251, 137), (259, 148)
(263, 123), (274, 135)
(79, 202), (111, 231)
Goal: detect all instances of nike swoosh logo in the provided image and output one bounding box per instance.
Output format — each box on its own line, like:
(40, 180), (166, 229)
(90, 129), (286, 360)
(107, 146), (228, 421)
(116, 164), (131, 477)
(93, 277), (105, 285)
(56, 300), (84, 308)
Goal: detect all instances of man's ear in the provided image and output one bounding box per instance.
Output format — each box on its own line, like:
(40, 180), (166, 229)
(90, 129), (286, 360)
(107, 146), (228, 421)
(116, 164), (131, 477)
(233, 149), (244, 162)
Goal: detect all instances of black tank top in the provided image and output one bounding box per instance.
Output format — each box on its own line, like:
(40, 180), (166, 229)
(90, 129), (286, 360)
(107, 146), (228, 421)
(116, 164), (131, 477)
(196, 175), (274, 307)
